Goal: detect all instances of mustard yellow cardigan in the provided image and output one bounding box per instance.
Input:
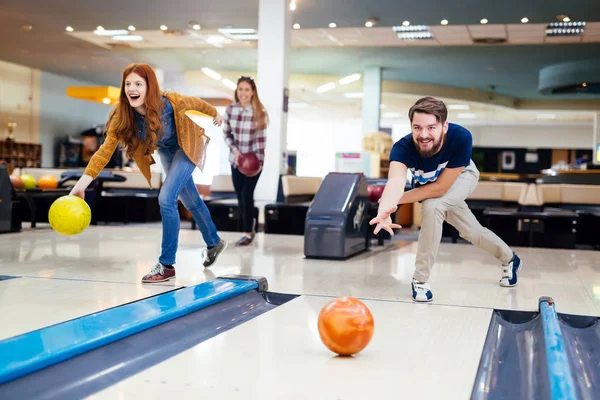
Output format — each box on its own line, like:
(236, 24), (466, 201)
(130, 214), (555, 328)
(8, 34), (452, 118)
(83, 92), (217, 188)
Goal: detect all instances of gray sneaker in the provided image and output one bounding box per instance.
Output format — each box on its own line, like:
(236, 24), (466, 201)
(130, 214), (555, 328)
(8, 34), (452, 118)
(202, 239), (227, 267)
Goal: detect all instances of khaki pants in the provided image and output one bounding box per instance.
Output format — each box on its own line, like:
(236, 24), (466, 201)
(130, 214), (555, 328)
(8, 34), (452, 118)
(414, 161), (513, 282)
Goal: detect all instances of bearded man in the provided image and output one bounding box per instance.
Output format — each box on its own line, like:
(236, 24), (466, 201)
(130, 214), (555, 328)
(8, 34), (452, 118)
(369, 97), (522, 302)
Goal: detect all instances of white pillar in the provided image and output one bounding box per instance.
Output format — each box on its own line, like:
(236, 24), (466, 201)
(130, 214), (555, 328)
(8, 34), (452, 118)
(362, 67), (382, 135)
(254, 0), (291, 201)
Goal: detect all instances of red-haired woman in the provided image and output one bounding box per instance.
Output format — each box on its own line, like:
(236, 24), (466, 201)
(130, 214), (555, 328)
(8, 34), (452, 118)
(69, 63), (227, 283)
(223, 76), (268, 246)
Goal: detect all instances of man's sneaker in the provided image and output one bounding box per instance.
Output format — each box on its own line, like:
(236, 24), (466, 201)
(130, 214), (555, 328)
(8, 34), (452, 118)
(500, 252), (522, 287)
(411, 279), (433, 302)
(203, 239), (228, 267)
(142, 263), (175, 283)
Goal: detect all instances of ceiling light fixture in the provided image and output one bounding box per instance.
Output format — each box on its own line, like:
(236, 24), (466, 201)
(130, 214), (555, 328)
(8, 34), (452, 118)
(563, 16), (571, 22)
(293, 23), (301, 29)
(201, 67), (222, 81)
(128, 25), (136, 31)
(545, 21), (586, 36)
(160, 25), (168, 31)
(96, 26), (104, 31)
(521, 17), (529, 23)
(290, 1), (296, 11)
(317, 82), (335, 93)
(112, 35), (144, 42)
(480, 19), (488, 24)
(402, 21), (410, 26)
(393, 25), (433, 40)
(339, 73), (361, 85)
(441, 19), (449, 25)
(65, 26), (74, 32)
(218, 28), (259, 41)
(94, 29), (129, 36)
(329, 22), (337, 28)
(365, 18), (378, 28)
(222, 78), (237, 90)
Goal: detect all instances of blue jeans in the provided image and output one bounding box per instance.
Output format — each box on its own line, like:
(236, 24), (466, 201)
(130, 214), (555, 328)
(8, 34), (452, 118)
(157, 147), (220, 265)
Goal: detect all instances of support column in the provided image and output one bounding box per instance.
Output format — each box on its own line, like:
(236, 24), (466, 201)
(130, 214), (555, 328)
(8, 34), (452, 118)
(362, 67), (382, 135)
(255, 0), (291, 201)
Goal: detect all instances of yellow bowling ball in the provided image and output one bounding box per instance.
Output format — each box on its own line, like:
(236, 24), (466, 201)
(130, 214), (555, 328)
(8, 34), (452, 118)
(48, 195), (91, 236)
(20, 174), (36, 190)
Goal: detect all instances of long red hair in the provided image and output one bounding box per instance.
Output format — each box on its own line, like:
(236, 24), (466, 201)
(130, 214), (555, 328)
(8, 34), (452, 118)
(106, 63), (164, 158)
(235, 77), (268, 130)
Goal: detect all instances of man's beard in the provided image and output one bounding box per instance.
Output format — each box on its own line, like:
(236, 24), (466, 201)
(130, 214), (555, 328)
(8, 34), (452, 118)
(414, 134), (444, 158)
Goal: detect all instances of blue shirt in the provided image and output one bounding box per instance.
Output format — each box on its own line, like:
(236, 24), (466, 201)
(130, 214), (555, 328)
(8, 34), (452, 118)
(389, 123), (472, 188)
(134, 96), (178, 150)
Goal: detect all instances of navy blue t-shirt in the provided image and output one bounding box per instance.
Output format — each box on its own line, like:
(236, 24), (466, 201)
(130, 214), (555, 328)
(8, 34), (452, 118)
(389, 123), (472, 188)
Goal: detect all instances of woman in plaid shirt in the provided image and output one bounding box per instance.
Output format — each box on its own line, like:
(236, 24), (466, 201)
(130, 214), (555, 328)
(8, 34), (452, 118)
(223, 76), (268, 246)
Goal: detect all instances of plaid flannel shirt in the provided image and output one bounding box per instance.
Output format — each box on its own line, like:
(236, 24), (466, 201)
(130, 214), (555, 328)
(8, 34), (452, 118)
(223, 103), (266, 166)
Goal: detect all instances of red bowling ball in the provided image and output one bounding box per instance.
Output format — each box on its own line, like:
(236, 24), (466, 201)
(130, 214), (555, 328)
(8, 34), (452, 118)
(238, 152), (261, 176)
(368, 185), (385, 203)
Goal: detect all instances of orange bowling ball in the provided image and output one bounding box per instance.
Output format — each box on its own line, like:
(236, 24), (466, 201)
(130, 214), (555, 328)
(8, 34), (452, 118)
(317, 297), (374, 356)
(38, 174), (58, 189)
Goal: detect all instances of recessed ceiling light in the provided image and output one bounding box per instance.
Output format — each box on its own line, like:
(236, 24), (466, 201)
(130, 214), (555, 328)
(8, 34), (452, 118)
(339, 73), (361, 85)
(128, 25), (136, 31)
(160, 25), (168, 31)
(402, 21), (410, 26)
(94, 29), (129, 36)
(201, 67), (222, 80)
(65, 26), (74, 32)
(290, 1), (296, 11)
(113, 35), (144, 42)
(293, 23), (301, 29)
(521, 17), (529, 23)
(329, 22), (337, 28)
(193, 24), (201, 30)
(583, 83), (587, 87)
(317, 82), (335, 93)
(480, 18), (488, 24)
(365, 18), (378, 28)
(96, 26), (104, 31)
(222, 78), (237, 90)
(441, 19), (449, 25)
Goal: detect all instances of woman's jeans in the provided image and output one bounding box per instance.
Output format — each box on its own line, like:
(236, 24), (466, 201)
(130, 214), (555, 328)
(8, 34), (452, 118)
(158, 147), (220, 265)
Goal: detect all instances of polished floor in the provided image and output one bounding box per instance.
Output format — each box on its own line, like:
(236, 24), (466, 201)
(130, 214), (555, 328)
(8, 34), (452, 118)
(1, 222), (600, 398)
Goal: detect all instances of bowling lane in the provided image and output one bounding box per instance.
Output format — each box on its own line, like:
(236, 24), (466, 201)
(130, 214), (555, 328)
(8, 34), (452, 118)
(89, 295), (493, 400)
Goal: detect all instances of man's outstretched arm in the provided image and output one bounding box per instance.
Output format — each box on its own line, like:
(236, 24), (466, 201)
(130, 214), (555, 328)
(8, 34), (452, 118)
(398, 166), (464, 204)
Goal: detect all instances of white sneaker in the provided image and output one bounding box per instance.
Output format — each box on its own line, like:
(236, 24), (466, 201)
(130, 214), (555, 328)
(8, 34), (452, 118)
(500, 252), (522, 287)
(411, 279), (433, 302)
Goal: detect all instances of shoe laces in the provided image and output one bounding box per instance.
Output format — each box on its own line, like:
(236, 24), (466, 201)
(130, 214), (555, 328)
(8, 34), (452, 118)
(150, 263), (165, 276)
